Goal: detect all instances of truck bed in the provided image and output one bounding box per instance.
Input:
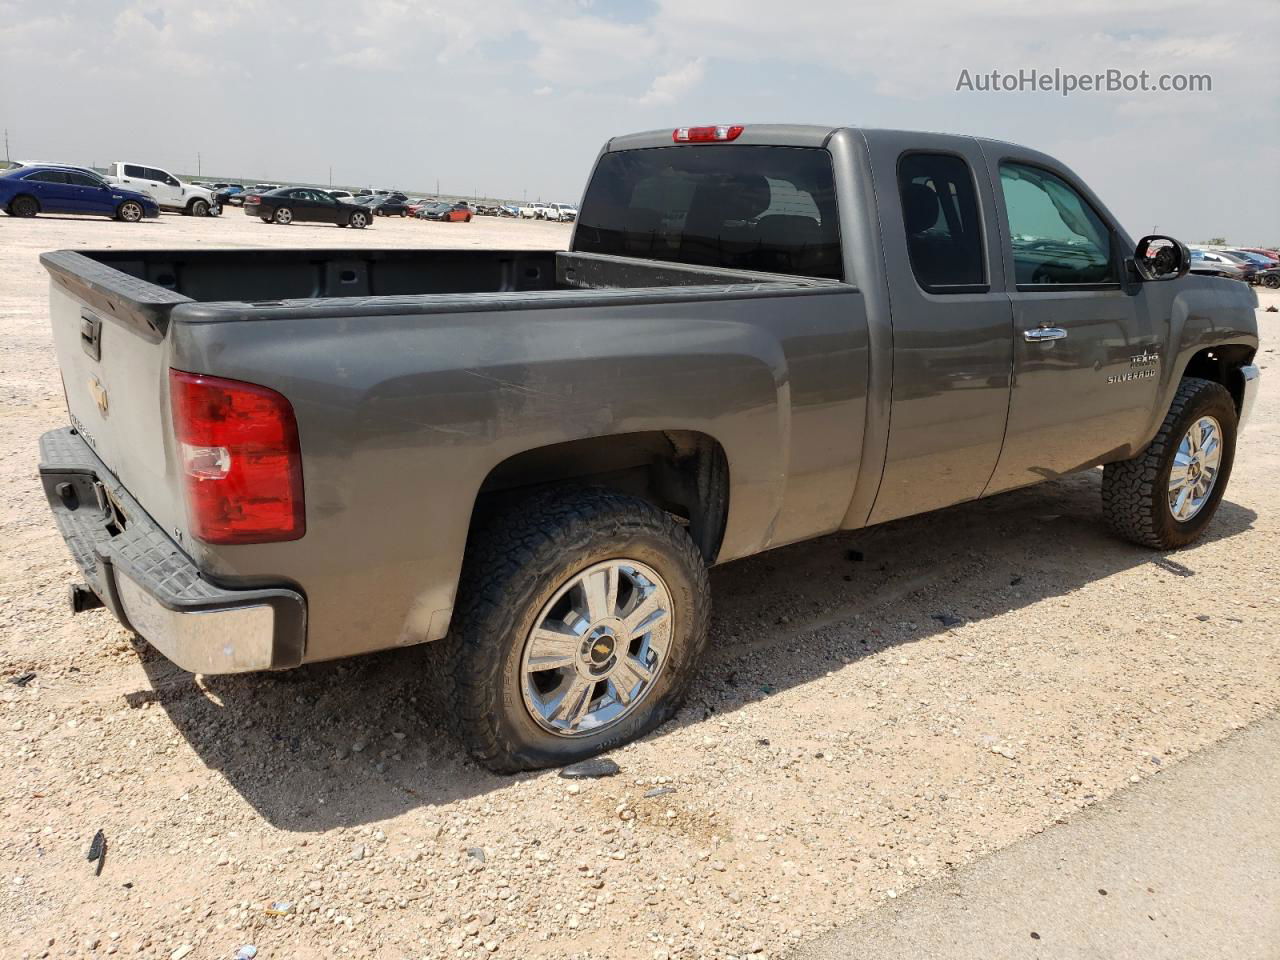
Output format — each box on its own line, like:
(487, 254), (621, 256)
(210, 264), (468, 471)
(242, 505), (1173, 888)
(42, 248), (840, 335)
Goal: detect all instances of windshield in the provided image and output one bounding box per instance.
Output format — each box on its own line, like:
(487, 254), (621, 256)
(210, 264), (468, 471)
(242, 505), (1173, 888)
(575, 145), (842, 279)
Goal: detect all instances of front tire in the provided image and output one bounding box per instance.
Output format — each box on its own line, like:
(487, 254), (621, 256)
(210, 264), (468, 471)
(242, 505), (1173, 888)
(443, 488), (711, 773)
(189, 198), (210, 217)
(349, 211), (368, 229)
(116, 200), (144, 223)
(1265, 275), (1280, 290)
(1102, 377), (1237, 549)
(274, 206), (293, 225)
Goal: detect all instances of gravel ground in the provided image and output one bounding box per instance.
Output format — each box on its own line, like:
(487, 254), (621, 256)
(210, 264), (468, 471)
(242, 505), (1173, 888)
(1, 211), (1277, 960)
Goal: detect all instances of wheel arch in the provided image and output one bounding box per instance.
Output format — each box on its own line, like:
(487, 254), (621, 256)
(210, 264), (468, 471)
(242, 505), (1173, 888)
(1179, 343), (1257, 417)
(470, 429), (730, 565)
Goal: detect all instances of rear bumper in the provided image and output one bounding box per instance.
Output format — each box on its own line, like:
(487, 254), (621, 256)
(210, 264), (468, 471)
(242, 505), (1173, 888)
(38, 427), (306, 674)
(1238, 364), (1261, 433)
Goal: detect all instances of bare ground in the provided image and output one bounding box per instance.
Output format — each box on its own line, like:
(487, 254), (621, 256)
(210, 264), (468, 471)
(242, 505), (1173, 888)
(1, 211), (1277, 960)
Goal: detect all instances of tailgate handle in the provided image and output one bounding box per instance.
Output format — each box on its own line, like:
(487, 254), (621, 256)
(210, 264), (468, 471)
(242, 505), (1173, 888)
(80, 313), (102, 362)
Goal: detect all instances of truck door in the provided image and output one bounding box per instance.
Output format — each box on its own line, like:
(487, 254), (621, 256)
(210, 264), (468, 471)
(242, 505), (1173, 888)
(864, 134), (1015, 524)
(148, 167), (184, 208)
(980, 152), (1160, 494)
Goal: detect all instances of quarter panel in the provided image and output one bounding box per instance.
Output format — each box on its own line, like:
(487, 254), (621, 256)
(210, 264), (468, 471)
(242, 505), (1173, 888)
(169, 288), (867, 662)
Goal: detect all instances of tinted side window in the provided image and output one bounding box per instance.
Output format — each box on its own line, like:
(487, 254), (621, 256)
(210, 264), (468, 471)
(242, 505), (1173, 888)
(576, 145), (842, 280)
(897, 153), (986, 291)
(123, 164), (146, 178)
(67, 171), (104, 186)
(25, 170), (68, 183)
(145, 168), (176, 184)
(999, 163), (1117, 285)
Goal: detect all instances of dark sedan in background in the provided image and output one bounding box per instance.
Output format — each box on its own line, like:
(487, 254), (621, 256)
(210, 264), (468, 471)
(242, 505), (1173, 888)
(244, 187), (371, 227)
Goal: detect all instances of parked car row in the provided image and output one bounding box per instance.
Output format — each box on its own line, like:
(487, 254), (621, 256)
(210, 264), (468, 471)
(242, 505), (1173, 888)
(1188, 246), (1280, 287)
(518, 201), (578, 221)
(5, 158), (577, 230)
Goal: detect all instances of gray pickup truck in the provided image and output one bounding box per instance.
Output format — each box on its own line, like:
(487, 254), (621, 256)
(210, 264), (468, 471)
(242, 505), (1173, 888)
(39, 124), (1260, 771)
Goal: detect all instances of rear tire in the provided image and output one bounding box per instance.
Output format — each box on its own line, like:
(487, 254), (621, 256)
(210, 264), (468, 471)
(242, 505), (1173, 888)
(442, 488), (711, 773)
(274, 207), (293, 225)
(11, 195), (38, 218)
(1102, 377), (1237, 549)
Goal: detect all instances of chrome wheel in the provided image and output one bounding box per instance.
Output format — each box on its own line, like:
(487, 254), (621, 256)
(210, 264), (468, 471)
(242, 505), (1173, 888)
(350, 212), (367, 228)
(1168, 415), (1222, 522)
(275, 207), (293, 225)
(119, 201), (142, 222)
(520, 559), (673, 737)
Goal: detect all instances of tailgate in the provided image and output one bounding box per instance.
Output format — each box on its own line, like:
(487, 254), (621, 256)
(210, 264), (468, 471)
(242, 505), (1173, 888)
(42, 251), (190, 541)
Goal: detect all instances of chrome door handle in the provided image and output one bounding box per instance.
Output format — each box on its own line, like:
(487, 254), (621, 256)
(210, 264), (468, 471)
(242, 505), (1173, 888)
(1024, 326), (1068, 342)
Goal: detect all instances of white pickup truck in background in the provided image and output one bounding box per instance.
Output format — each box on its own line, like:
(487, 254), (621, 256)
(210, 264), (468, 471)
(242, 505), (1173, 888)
(103, 162), (215, 216)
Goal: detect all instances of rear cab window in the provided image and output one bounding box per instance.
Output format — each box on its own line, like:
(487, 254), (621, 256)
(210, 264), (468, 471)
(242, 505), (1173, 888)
(574, 145), (843, 280)
(896, 153), (987, 293)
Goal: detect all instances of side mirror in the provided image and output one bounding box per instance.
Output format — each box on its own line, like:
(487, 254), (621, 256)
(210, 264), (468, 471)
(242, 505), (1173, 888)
(1131, 235), (1190, 281)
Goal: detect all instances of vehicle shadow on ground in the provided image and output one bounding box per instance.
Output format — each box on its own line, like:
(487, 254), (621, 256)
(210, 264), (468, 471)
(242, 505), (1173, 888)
(140, 469), (1256, 831)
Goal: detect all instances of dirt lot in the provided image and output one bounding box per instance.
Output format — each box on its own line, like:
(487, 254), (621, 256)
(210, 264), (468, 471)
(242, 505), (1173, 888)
(2, 210), (1277, 960)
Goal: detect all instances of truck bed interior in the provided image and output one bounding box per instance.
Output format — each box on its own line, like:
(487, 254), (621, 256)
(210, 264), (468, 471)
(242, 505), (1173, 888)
(64, 248), (837, 305)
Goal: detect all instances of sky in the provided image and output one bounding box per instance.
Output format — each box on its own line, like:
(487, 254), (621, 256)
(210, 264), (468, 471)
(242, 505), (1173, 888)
(1, 0), (1277, 243)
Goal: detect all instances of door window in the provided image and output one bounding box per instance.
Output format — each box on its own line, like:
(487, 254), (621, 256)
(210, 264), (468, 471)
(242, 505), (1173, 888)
(999, 162), (1117, 285)
(24, 170), (69, 183)
(896, 153), (986, 292)
(123, 164), (146, 178)
(67, 171), (105, 187)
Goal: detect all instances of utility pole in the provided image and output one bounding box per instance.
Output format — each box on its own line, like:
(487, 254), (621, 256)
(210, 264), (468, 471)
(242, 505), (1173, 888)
(197, 152), (201, 176)
(435, 177), (440, 196)
(329, 166), (333, 186)
(3, 128), (9, 163)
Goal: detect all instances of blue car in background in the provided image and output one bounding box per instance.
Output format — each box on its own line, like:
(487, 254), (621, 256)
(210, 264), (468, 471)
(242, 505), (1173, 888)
(1, 164), (160, 222)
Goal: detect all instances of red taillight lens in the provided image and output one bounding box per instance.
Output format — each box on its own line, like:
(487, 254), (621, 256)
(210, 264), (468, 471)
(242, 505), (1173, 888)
(673, 124), (744, 143)
(169, 369), (304, 544)
(245, 195), (261, 204)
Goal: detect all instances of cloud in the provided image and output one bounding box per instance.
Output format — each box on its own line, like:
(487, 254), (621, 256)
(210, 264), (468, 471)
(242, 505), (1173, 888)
(0, 0), (1275, 238)
(635, 58), (705, 105)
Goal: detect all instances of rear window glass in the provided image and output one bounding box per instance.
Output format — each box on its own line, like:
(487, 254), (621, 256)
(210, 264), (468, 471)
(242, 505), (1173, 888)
(574, 145), (842, 280)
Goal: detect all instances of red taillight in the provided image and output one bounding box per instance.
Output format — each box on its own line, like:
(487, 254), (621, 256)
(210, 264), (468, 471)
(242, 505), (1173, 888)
(673, 124), (744, 143)
(245, 195), (261, 204)
(169, 369), (304, 544)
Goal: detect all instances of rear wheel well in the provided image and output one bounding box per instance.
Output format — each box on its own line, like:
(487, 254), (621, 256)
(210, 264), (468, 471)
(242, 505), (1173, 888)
(1182, 345), (1256, 414)
(473, 431), (729, 563)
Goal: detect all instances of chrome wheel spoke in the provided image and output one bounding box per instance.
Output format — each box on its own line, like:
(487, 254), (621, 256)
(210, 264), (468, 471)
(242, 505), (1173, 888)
(612, 655), (652, 697)
(526, 624), (579, 671)
(622, 591), (667, 639)
(581, 565), (619, 623)
(547, 676), (594, 728)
